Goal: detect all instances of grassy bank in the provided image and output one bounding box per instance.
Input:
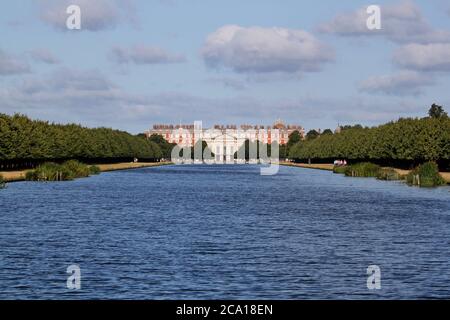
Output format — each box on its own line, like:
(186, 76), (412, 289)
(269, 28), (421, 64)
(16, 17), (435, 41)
(94, 162), (171, 172)
(0, 161), (172, 183)
(0, 174), (5, 189)
(281, 162), (335, 171)
(280, 161), (450, 186)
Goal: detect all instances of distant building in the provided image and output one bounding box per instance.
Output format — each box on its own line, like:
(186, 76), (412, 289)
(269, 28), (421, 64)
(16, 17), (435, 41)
(145, 120), (304, 162)
(334, 125), (342, 134)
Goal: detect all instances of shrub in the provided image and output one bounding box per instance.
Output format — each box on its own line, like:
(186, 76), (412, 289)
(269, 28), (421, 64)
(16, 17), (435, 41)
(376, 168), (403, 181)
(25, 160), (98, 182)
(344, 162), (381, 177)
(333, 166), (347, 174)
(63, 160), (90, 178)
(26, 162), (72, 181)
(0, 174), (5, 189)
(406, 162), (446, 187)
(89, 165), (101, 175)
(25, 170), (37, 181)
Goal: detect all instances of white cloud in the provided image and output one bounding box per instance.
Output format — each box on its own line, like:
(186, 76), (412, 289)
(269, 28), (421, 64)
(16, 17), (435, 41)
(0, 49), (30, 75)
(38, 0), (136, 31)
(0, 67), (326, 130)
(5, 68), (120, 105)
(201, 25), (334, 74)
(393, 43), (450, 71)
(28, 48), (60, 64)
(359, 70), (434, 95)
(110, 45), (185, 65)
(0, 68), (152, 129)
(319, 0), (450, 44)
(0, 69), (427, 132)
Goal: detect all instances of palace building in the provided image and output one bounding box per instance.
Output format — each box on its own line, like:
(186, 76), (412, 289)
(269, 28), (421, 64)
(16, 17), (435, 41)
(145, 120), (304, 162)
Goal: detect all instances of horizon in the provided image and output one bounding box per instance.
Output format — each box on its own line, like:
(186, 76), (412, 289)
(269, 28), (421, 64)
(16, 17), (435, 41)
(0, 108), (439, 134)
(1, 0), (449, 134)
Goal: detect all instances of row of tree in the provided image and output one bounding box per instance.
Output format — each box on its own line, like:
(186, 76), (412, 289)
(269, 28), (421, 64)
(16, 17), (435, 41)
(0, 114), (163, 170)
(289, 111), (450, 169)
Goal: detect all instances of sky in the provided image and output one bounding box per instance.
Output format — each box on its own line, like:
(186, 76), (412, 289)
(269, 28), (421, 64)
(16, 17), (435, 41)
(0, 0), (450, 133)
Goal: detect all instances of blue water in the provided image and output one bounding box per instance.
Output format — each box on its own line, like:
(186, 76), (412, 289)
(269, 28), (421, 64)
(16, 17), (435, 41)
(0, 165), (449, 299)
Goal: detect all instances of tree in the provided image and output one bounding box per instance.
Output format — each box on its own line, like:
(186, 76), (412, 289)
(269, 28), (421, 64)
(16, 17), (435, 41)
(322, 129), (333, 135)
(288, 116), (450, 169)
(287, 130), (301, 146)
(149, 134), (176, 160)
(306, 129), (320, 141)
(135, 133), (147, 139)
(428, 104), (448, 119)
(286, 130), (302, 157)
(278, 144), (287, 160)
(0, 113), (163, 170)
(341, 124), (363, 131)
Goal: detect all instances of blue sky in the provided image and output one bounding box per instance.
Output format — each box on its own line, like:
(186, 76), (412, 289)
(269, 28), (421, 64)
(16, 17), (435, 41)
(1, 0), (450, 133)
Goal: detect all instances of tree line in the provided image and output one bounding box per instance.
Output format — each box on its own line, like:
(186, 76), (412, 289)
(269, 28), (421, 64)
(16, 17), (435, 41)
(289, 106), (450, 170)
(0, 113), (163, 170)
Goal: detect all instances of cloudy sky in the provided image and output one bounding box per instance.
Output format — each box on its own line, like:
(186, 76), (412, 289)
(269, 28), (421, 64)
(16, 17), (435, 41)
(1, 0), (450, 133)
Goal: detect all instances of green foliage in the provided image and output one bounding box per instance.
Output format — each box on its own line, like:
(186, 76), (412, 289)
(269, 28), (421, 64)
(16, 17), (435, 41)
(148, 134), (176, 160)
(322, 129), (333, 135)
(287, 130), (302, 145)
(0, 174), (5, 189)
(428, 103), (448, 119)
(334, 163), (404, 181)
(89, 165), (101, 175)
(26, 163), (72, 181)
(63, 160), (90, 178)
(25, 160), (99, 182)
(285, 130), (302, 159)
(278, 143), (287, 160)
(344, 162), (381, 177)
(406, 162), (446, 187)
(0, 113), (162, 164)
(289, 116), (450, 163)
(333, 166), (347, 174)
(306, 129), (320, 141)
(340, 124), (363, 131)
(376, 168), (403, 181)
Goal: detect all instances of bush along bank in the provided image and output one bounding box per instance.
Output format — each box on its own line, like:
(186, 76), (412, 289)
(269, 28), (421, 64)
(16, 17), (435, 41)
(333, 161), (445, 187)
(344, 162), (381, 178)
(376, 168), (403, 181)
(25, 160), (100, 182)
(0, 174), (5, 189)
(406, 161), (446, 187)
